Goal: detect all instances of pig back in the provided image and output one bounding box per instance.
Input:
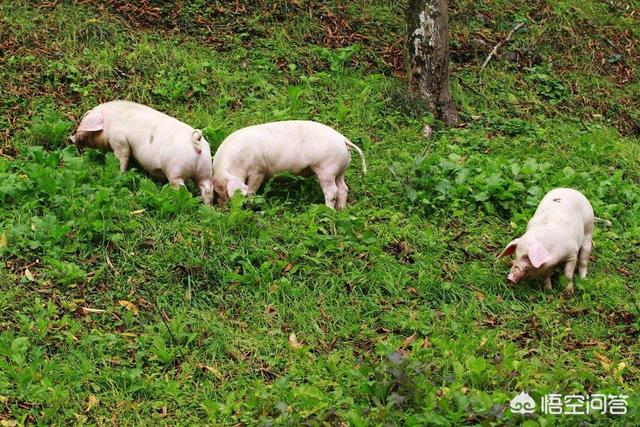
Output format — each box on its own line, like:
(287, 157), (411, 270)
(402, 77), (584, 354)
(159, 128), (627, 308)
(101, 101), (202, 175)
(530, 188), (594, 242)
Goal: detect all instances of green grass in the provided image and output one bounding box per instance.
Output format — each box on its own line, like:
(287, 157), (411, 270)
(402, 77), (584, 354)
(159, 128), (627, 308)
(1, 0), (639, 425)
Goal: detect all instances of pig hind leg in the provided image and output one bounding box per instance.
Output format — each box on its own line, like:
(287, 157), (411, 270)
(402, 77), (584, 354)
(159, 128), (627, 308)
(335, 173), (349, 210)
(165, 166), (186, 188)
(578, 232), (593, 278)
(563, 256), (578, 295)
(314, 169), (338, 209)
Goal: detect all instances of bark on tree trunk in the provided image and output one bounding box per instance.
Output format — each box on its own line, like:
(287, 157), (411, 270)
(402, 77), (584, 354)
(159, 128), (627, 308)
(406, 0), (459, 126)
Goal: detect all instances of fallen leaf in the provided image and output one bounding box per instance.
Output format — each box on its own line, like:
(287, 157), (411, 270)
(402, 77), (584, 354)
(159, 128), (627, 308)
(407, 287), (418, 295)
(197, 363), (224, 380)
(282, 263), (294, 273)
(421, 337), (432, 348)
(288, 333), (302, 350)
(319, 306), (331, 320)
(24, 268), (35, 282)
(0, 232), (6, 248)
(401, 333), (417, 350)
(596, 353), (611, 371)
(617, 266), (631, 277)
(118, 300), (139, 315)
(81, 307), (106, 314)
(614, 361), (627, 380)
(400, 241), (411, 256)
(105, 255), (117, 274)
(85, 395), (99, 412)
(130, 209), (146, 215)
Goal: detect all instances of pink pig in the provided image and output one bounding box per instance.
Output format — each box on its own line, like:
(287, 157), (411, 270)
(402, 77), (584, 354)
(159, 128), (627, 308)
(498, 188), (601, 294)
(70, 101), (213, 205)
(212, 120), (366, 209)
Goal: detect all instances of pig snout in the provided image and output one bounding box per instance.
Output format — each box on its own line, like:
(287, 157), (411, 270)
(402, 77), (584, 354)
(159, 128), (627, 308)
(70, 134), (85, 152)
(506, 266), (525, 284)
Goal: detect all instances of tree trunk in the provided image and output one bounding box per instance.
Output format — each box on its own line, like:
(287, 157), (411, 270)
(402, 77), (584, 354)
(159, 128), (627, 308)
(406, 0), (459, 126)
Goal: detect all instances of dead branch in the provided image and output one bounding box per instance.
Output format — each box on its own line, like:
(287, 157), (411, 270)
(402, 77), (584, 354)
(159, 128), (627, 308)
(480, 22), (525, 73)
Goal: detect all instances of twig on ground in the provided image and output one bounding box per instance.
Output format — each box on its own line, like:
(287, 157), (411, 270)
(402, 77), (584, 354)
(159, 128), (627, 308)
(480, 22), (525, 73)
(578, 117), (589, 132)
(0, 151), (14, 160)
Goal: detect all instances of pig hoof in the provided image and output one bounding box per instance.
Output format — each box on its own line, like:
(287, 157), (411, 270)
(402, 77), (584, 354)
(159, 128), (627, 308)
(562, 287), (575, 297)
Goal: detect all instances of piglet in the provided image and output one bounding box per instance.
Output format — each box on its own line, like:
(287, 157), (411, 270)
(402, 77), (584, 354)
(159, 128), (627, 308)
(70, 101), (213, 204)
(498, 188), (597, 294)
(212, 120), (366, 209)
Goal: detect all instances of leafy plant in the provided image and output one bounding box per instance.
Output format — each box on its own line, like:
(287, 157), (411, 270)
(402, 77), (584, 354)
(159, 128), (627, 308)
(526, 65), (570, 104)
(0, 1), (638, 425)
(153, 67), (210, 101)
(30, 108), (74, 148)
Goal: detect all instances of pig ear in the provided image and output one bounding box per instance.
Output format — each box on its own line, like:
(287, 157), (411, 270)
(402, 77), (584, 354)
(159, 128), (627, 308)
(192, 130), (202, 142)
(78, 110), (104, 132)
(528, 239), (552, 268)
(498, 239), (519, 258)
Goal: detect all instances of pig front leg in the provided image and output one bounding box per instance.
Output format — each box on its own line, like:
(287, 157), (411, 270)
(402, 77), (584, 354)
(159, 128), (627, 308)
(227, 176), (249, 198)
(113, 148), (131, 173)
(543, 276), (552, 290)
(563, 256), (578, 295)
(246, 173), (265, 194)
(169, 177), (185, 188)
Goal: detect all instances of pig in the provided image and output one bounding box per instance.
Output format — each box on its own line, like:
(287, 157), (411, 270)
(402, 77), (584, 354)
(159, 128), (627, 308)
(70, 101), (213, 205)
(212, 120), (366, 210)
(498, 188), (597, 295)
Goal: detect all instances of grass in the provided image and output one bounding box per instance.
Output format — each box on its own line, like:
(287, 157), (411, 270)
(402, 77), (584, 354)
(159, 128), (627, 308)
(0, 0), (639, 425)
